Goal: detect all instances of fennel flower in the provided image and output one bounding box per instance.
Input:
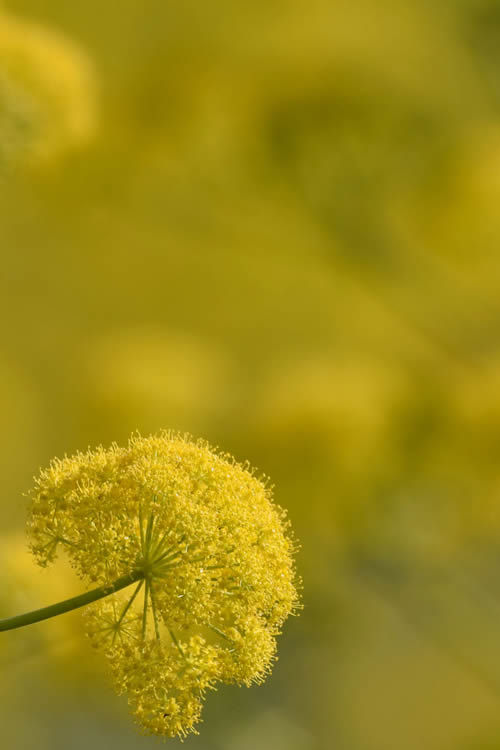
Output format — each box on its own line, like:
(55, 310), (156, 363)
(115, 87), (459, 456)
(12, 431), (300, 737)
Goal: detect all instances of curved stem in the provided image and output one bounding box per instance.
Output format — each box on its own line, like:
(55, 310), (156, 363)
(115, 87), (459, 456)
(0, 569), (144, 633)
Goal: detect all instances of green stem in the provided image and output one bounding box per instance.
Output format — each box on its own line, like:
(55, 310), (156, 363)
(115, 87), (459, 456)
(0, 569), (144, 633)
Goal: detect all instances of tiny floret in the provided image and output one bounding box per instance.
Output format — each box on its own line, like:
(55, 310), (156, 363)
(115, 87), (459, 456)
(27, 432), (300, 737)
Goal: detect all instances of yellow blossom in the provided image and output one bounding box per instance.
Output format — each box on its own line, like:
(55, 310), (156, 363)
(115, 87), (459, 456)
(0, 9), (96, 165)
(27, 431), (300, 737)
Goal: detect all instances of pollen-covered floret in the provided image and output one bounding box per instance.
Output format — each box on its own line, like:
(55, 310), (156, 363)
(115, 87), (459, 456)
(27, 432), (300, 737)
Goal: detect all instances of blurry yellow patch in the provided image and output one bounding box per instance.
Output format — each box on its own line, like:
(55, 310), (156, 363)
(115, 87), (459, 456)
(0, 9), (96, 165)
(83, 329), (233, 434)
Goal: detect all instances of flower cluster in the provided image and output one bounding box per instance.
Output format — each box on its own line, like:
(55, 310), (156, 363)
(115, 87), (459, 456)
(27, 432), (300, 737)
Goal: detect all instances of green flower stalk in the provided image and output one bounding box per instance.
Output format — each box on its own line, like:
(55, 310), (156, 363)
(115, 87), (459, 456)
(1, 432), (300, 738)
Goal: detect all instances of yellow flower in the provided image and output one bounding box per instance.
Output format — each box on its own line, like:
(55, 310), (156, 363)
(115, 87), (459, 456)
(0, 9), (96, 165)
(27, 432), (300, 737)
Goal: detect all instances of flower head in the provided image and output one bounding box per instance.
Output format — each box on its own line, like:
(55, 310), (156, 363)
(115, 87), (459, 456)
(27, 432), (300, 737)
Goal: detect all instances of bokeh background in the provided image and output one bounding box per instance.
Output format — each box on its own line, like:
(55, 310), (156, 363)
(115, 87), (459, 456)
(2, 1), (500, 748)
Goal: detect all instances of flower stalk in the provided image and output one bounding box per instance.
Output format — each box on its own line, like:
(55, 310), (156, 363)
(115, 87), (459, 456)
(0, 569), (143, 632)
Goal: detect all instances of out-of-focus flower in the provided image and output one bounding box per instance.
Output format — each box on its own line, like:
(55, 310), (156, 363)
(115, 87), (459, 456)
(252, 358), (407, 475)
(0, 8), (96, 166)
(82, 329), (233, 435)
(27, 432), (300, 737)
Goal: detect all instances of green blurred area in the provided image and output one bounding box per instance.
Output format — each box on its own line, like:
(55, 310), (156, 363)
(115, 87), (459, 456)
(3, 0), (500, 748)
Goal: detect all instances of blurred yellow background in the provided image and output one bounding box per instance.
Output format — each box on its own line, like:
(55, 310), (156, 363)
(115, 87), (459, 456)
(3, 0), (500, 748)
